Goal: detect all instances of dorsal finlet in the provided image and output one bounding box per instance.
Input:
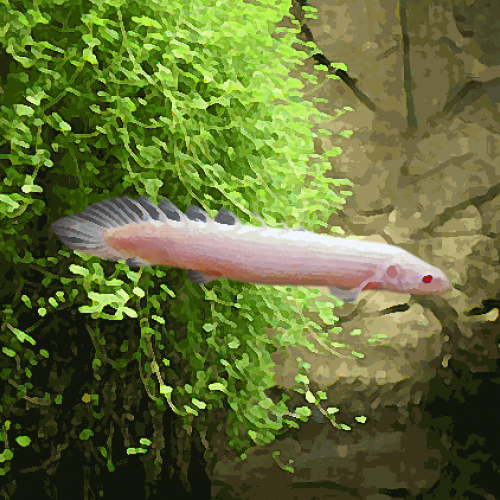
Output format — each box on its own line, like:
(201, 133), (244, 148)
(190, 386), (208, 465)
(186, 205), (210, 223)
(158, 198), (184, 222)
(214, 209), (240, 226)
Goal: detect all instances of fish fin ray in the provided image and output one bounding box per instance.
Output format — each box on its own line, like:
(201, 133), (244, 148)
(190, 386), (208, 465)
(251, 212), (268, 228)
(52, 197), (158, 262)
(136, 196), (167, 222)
(101, 198), (140, 224)
(120, 196), (151, 221)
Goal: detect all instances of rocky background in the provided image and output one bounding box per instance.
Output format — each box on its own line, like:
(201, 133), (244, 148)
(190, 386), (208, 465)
(213, 1), (500, 499)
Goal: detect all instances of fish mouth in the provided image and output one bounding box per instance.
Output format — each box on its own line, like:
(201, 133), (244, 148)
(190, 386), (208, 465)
(440, 275), (452, 291)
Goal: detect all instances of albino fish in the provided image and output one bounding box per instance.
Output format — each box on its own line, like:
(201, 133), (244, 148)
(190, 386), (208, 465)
(51, 196), (451, 302)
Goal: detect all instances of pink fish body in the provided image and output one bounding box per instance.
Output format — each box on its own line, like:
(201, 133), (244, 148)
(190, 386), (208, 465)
(51, 196), (451, 302)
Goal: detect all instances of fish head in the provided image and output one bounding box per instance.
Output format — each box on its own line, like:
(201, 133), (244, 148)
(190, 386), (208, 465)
(380, 252), (451, 296)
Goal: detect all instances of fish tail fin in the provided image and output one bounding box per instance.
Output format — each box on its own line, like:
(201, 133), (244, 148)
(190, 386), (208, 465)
(51, 196), (164, 266)
(52, 196), (244, 275)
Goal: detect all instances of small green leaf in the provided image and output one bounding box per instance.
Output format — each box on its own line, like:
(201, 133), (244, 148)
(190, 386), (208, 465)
(83, 48), (97, 65)
(69, 265), (89, 276)
(132, 16), (162, 28)
(15, 436), (31, 447)
(79, 429), (94, 440)
(22, 184), (43, 193)
(294, 406), (311, 418)
(192, 398), (206, 409)
(0, 449), (14, 462)
(120, 307), (137, 318)
(26, 90), (49, 106)
(160, 385), (172, 395)
(59, 121), (71, 131)
(15, 104), (34, 116)
(228, 340), (240, 349)
(305, 391), (316, 404)
(208, 383), (226, 392)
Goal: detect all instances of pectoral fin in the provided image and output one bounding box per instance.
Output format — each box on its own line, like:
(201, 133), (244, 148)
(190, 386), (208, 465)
(125, 257), (151, 267)
(187, 269), (221, 284)
(328, 270), (383, 302)
(328, 286), (360, 302)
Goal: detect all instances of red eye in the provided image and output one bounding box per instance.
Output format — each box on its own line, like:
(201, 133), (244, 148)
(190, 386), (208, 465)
(422, 275), (433, 284)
